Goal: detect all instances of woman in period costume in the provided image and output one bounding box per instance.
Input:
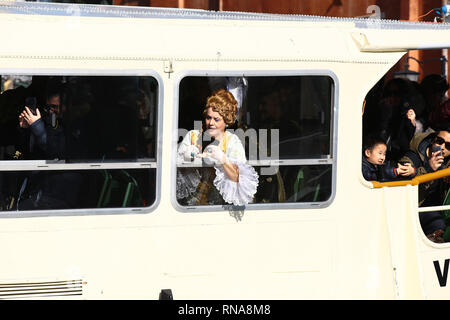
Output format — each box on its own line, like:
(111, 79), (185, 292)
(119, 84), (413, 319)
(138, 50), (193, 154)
(176, 89), (258, 206)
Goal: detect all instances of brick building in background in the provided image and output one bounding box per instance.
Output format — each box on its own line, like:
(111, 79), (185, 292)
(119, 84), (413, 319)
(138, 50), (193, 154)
(113, 0), (449, 87)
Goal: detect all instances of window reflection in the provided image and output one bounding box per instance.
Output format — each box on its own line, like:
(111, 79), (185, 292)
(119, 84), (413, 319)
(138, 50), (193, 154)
(177, 76), (334, 206)
(0, 75), (158, 162)
(0, 74), (158, 211)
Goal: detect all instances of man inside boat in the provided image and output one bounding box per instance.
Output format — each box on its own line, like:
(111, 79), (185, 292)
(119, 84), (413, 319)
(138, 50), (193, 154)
(400, 126), (450, 243)
(16, 81), (82, 210)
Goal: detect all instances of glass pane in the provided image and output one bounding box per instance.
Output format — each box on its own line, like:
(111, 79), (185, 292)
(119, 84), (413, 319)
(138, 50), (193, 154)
(0, 169), (155, 211)
(178, 76), (333, 160)
(0, 75), (158, 163)
(176, 76), (334, 207)
(255, 165), (332, 203)
(176, 164), (332, 206)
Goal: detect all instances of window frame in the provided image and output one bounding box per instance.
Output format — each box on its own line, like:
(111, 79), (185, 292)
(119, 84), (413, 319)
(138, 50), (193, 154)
(0, 68), (163, 218)
(171, 69), (339, 213)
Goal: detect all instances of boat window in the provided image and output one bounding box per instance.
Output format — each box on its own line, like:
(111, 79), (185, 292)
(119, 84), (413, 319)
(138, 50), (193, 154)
(362, 73), (450, 244)
(0, 74), (159, 213)
(175, 75), (335, 209)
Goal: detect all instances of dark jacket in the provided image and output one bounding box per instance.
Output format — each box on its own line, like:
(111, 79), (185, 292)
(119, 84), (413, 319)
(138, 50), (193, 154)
(20, 118), (82, 209)
(29, 117), (68, 160)
(362, 157), (401, 182)
(374, 99), (417, 162)
(400, 131), (450, 206)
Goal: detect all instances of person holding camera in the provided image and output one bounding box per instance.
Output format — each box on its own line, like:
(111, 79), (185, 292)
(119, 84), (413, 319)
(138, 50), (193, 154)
(368, 78), (426, 163)
(400, 128), (450, 242)
(17, 90), (82, 211)
(19, 92), (65, 160)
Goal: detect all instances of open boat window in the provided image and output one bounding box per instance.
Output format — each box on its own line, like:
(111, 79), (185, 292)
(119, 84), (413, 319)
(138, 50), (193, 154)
(0, 74), (159, 213)
(175, 75), (336, 209)
(362, 71), (450, 244)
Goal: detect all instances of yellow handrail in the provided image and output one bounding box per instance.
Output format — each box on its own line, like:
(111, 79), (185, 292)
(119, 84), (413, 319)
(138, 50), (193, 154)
(370, 167), (450, 188)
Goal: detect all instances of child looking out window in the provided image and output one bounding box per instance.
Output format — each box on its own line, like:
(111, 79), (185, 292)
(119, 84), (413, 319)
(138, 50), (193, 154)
(362, 136), (415, 181)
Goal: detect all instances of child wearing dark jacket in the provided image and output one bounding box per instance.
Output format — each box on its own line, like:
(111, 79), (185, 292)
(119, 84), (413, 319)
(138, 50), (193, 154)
(362, 136), (416, 182)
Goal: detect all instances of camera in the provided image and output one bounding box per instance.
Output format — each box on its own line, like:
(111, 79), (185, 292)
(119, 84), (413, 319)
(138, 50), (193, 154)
(432, 145), (443, 157)
(24, 97), (37, 115)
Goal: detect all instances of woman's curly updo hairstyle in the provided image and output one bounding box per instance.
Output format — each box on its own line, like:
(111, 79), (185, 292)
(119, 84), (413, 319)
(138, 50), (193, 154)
(202, 89), (238, 126)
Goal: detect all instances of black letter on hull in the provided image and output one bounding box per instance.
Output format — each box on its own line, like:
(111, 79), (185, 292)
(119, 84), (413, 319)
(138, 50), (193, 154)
(433, 259), (450, 287)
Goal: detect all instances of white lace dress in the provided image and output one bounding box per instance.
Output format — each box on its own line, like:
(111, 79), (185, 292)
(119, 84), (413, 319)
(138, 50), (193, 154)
(176, 130), (259, 206)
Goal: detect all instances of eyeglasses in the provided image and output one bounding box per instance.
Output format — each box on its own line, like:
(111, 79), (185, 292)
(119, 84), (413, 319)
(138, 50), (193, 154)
(434, 136), (450, 150)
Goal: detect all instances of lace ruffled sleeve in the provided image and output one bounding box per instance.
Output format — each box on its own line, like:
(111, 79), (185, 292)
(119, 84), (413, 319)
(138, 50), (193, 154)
(213, 133), (259, 206)
(176, 167), (201, 200)
(213, 161), (259, 206)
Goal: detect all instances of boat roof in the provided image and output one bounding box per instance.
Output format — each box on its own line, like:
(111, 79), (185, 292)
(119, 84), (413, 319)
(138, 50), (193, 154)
(1, 0), (449, 31)
(0, 1), (449, 59)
